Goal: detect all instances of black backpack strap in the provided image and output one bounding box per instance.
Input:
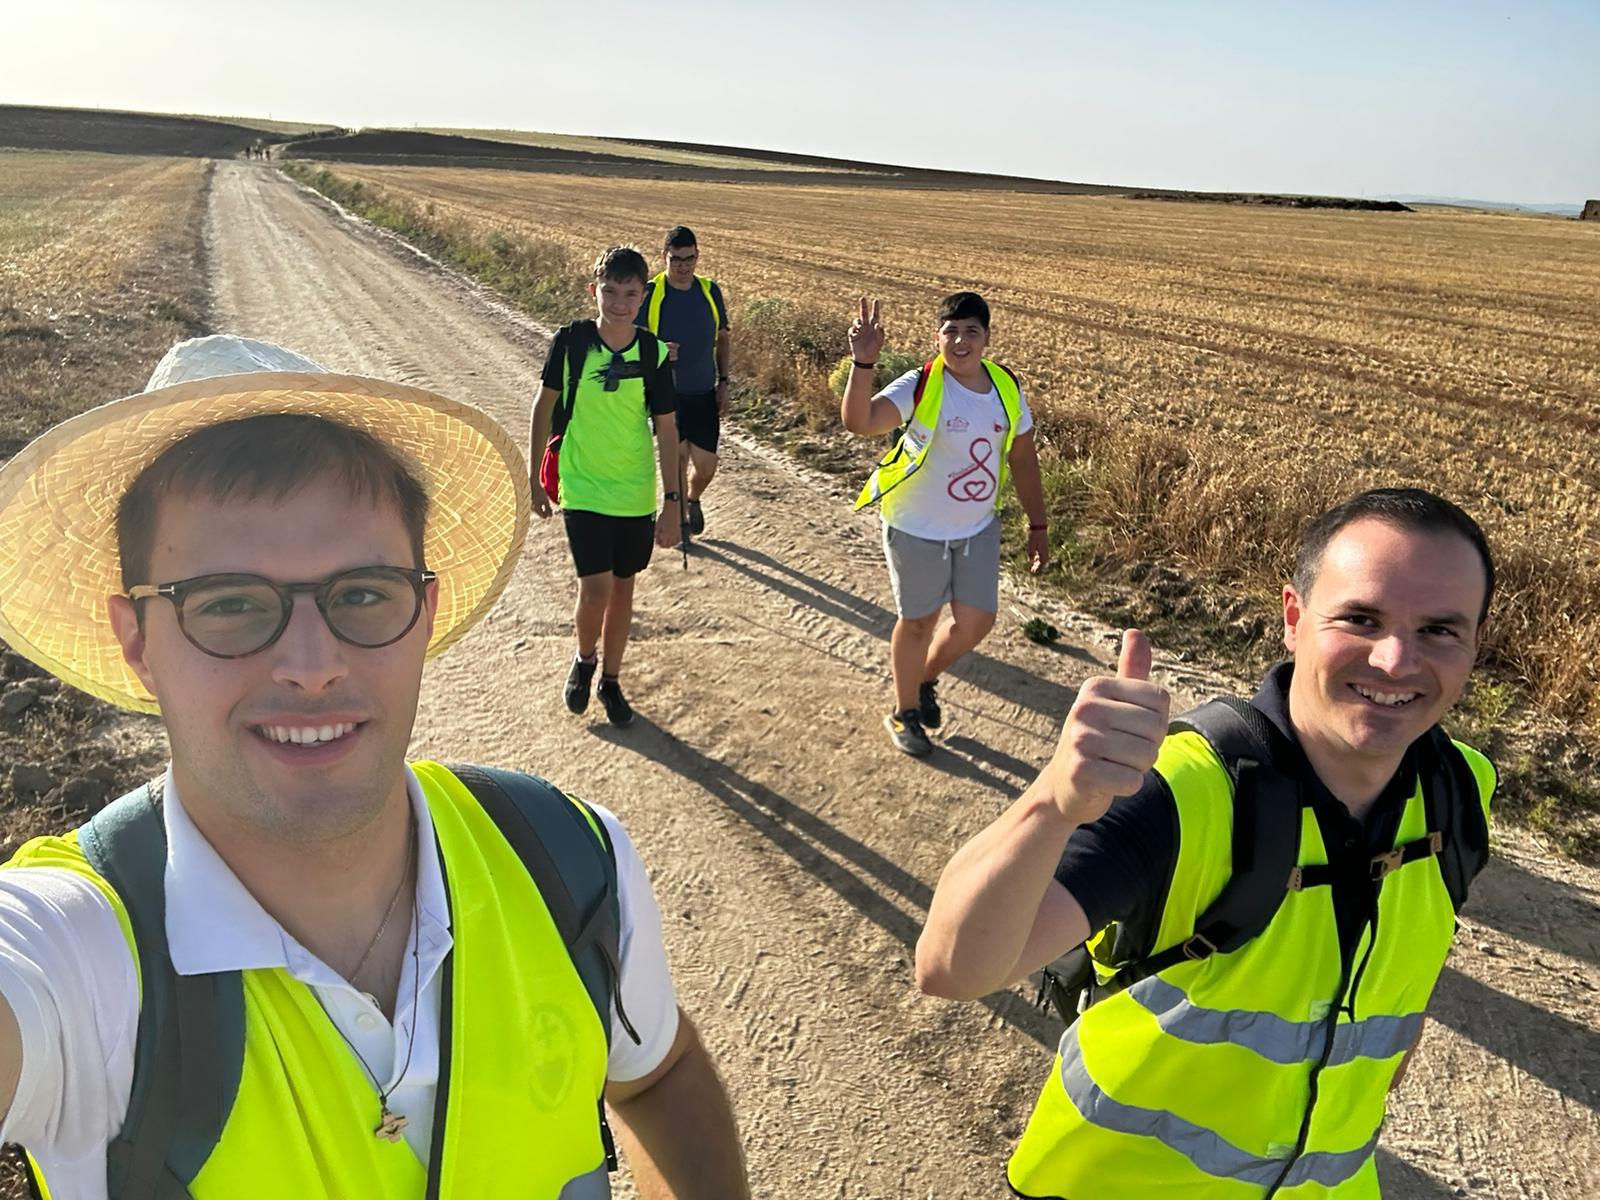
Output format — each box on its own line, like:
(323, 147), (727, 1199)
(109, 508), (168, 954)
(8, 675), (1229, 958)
(77, 783), (245, 1200)
(1096, 698), (1306, 996)
(1412, 729), (1490, 911)
(553, 320), (596, 439)
(636, 328), (664, 412)
(447, 764), (637, 1047)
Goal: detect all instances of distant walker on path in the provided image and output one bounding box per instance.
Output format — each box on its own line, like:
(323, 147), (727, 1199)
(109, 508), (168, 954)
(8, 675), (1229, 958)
(635, 226), (731, 538)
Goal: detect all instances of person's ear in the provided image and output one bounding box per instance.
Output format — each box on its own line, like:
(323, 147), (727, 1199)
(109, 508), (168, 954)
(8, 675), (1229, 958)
(108, 593), (160, 696)
(1282, 584), (1304, 653)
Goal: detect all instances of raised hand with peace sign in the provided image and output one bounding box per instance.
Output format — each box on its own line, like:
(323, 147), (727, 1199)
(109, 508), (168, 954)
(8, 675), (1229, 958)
(840, 298), (904, 438)
(848, 296), (887, 365)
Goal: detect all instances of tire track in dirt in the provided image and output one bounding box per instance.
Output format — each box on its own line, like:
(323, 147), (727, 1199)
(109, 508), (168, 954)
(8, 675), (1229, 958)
(204, 161), (1598, 1199)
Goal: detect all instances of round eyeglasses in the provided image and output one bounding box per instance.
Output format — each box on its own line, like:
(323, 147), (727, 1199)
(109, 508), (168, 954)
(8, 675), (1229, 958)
(126, 566), (436, 659)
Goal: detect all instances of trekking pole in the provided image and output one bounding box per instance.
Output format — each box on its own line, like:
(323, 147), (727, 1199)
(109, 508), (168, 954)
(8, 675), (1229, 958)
(678, 451), (690, 568)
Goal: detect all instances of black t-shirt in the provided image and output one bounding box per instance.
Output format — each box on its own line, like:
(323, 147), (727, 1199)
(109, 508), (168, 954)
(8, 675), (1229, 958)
(1054, 662), (1419, 961)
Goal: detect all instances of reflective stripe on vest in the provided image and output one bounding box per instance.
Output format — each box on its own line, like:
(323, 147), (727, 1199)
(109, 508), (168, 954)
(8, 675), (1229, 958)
(852, 356), (1021, 511)
(644, 273), (721, 336)
(5, 763), (611, 1200)
(1008, 730), (1494, 1199)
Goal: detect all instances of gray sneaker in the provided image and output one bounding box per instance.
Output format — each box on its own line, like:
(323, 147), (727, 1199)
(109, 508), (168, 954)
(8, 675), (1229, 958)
(884, 709), (932, 757)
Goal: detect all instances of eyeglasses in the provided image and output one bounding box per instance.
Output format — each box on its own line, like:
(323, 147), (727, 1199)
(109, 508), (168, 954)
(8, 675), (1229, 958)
(667, 252), (699, 264)
(127, 566), (436, 659)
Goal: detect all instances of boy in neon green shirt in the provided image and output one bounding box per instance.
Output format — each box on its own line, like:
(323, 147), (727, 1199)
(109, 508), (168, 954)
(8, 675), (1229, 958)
(528, 246), (680, 727)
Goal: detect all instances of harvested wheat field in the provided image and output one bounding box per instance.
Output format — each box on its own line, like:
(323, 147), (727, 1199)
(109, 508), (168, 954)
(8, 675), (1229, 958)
(286, 162), (1600, 842)
(0, 150), (210, 455)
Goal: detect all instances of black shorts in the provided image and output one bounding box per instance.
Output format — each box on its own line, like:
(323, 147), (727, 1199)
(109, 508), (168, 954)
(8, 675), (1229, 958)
(563, 509), (655, 579)
(675, 389), (721, 455)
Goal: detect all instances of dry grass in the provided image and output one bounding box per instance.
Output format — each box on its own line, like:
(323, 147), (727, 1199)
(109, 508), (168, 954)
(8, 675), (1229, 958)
(298, 164), (1600, 729)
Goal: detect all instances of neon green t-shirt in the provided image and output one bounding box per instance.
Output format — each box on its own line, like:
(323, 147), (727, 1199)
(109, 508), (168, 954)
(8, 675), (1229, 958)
(542, 322), (675, 517)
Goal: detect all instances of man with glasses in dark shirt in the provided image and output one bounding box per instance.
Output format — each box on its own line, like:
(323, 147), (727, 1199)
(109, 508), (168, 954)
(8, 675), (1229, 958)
(636, 226), (731, 537)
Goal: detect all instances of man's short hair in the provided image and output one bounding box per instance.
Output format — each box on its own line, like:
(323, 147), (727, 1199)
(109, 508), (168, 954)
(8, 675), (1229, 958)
(117, 413), (430, 589)
(937, 291), (990, 331)
(593, 245), (650, 286)
(664, 225), (697, 252)
(1293, 487), (1495, 625)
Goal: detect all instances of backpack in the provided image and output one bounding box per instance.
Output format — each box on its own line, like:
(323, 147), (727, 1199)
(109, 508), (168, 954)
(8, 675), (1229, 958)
(1037, 697), (1491, 1027)
(538, 320), (665, 504)
(66, 765), (635, 1200)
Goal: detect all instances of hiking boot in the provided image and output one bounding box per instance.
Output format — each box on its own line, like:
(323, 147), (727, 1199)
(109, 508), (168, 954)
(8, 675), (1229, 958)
(885, 709), (932, 757)
(687, 498), (705, 536)
(564, 656), (597, 714)
(597, 677), (635, 728)
(918, 679), (942, 730)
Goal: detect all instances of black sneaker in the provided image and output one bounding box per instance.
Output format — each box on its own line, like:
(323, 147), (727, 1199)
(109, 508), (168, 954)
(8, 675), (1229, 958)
(687, 498), (705, 535)
(884, 709), (932, 757)
(597, 677), (635, 727)
(918, 679), (942, 730)
(564, 656), (597, 714)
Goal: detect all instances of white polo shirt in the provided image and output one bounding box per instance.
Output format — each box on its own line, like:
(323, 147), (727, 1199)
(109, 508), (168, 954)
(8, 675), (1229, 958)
(0, 766), (679, 1199)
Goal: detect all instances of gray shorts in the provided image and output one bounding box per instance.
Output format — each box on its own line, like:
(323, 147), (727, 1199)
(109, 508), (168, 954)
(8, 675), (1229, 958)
(882, 517), (1001, 620)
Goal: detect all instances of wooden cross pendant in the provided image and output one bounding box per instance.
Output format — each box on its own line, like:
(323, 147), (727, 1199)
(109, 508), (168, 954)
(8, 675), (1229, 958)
(375, 1106), (410, 1142)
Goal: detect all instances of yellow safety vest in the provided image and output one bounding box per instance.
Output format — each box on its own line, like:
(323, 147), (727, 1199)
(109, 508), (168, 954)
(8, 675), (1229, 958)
(1008, 731), (1495, 1199)
(853, 356), (1022, 512)
(6, 762), (612, 1199)
(643, 273), (722, 336)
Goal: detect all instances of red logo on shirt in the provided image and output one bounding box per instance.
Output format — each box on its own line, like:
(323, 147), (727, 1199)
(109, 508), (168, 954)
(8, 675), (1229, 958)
(948, 438), (997, 502)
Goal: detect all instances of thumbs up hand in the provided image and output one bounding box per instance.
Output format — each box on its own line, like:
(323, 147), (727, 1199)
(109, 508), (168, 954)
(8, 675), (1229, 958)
(1042, 629), (1170, 825)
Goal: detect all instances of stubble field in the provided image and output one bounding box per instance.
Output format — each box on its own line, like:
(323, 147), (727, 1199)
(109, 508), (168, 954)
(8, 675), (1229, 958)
(0, 149), (203, 1195)
(291, 163), (1600, 805)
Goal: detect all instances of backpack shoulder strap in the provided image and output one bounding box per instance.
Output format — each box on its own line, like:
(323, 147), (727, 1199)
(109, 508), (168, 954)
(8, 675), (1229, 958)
(1098, 697), (1304, 995)
(635, 328), (665, 412)
(911, 360), (934, 409)
(1419, 729), (1491, 912)
(988, 360), (1022, 390)
(77, 783), (245, 1200)
(447, 764), (637, 1047)
(554, 320), (596, 438)
(701, 277), (723, 327)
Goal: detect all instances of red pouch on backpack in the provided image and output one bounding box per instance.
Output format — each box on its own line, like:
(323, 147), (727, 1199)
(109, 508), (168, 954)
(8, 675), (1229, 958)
(539, 435), (562, 504)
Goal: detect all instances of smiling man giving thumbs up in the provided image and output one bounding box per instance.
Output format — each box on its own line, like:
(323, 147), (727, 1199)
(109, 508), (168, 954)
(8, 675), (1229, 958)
(917, 489), (1500, 1199)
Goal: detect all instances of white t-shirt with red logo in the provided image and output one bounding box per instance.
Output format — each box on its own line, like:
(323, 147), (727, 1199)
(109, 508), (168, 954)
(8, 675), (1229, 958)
(879, 365), (1033, 541)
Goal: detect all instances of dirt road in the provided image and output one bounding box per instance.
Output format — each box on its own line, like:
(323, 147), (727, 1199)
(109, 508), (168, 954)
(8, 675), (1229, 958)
(204, 161), (1598, 1198)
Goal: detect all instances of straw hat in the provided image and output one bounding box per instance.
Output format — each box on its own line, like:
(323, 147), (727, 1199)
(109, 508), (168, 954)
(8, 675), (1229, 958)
(0, 335), (531, 714)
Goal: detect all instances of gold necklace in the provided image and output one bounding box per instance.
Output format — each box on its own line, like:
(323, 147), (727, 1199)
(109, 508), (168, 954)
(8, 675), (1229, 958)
(321, 889), (423, 1142)
(346, 816), (415, 985)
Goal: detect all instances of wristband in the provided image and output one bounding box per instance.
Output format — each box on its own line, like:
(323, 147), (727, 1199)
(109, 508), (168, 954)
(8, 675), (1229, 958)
(663, 490), (681, 502)
(1029, 523), (1048, 532)
(718, 374), (730, 383)
(852, 359), (878, 369)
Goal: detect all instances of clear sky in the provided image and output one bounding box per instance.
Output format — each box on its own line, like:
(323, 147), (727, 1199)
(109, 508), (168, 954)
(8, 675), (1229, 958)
(5, 0), (1597, 204)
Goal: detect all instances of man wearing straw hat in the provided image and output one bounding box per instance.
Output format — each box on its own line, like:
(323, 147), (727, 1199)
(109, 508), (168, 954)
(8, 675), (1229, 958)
(0, 336), (749, 1198)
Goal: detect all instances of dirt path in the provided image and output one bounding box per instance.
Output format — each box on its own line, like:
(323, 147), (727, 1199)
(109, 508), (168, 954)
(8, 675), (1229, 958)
(206, 161), (1598, 1199)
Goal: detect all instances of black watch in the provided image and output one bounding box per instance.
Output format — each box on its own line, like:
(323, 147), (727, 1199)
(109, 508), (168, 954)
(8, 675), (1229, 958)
(663, 490), (681, 501)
